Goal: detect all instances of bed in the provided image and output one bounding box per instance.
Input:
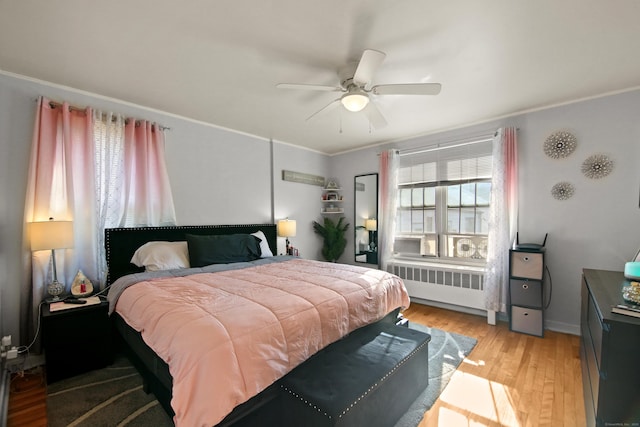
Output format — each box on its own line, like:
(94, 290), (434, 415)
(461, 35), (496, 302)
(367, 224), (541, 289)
(105, 224), (410, 427)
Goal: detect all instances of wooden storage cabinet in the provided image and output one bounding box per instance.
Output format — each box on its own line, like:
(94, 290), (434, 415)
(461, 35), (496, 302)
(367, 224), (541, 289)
(42, 299), (114, 383)
(508, 248), (545, 336)
(580, 269), (640, 427)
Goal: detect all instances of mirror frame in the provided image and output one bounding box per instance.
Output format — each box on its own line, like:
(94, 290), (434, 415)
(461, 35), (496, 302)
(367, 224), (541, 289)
(354, 173), (379, 265)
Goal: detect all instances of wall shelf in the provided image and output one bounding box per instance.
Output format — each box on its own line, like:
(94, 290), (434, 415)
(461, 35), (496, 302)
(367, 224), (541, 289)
(321, 186), (344, 215)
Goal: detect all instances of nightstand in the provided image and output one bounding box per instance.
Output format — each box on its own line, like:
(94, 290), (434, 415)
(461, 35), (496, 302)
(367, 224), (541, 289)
(41, 298), (113, 383)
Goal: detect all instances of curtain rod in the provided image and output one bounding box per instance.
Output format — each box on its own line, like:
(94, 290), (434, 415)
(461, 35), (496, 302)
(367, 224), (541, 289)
(398, 133), (495, 157)
(40, 98), (171, 131)
(396, 127), (519, 157)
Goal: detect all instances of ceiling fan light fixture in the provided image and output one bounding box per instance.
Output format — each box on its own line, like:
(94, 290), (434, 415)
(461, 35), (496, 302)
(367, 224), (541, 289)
(341, 92), (369, 112)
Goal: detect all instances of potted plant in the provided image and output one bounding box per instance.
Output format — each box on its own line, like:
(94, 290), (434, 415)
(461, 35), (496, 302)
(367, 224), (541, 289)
(312, 217), (350, 262)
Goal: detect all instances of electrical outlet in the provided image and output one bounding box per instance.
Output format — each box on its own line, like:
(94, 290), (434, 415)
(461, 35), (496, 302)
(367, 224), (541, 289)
(1, 335), (11, 358)
(6, 348), (17, 359)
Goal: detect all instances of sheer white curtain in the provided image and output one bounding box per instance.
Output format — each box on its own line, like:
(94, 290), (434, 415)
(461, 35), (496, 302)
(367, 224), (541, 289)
(484, 127), (518, 319)
(23, 97), (176, 345)
(378, 149), (399, 272)
(94, 110), (126, 285)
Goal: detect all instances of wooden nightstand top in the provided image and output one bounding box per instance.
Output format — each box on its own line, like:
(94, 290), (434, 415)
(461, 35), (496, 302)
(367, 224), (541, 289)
(41, 297), (108, 318)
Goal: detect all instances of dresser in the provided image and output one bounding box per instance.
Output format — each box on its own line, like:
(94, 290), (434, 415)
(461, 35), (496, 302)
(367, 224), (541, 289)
(580, 269), (640, 427)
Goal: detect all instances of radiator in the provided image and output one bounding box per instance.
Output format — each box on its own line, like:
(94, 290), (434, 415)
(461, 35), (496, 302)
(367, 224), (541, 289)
(388, 261), (486, 311)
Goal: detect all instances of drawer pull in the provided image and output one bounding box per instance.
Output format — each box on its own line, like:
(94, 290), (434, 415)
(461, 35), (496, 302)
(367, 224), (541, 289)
(522, 284), (529, 290)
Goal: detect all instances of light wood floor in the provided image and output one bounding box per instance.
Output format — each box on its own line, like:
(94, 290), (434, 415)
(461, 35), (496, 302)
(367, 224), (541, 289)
(7, 302), (585, 427)
(403, 303), (586, 427)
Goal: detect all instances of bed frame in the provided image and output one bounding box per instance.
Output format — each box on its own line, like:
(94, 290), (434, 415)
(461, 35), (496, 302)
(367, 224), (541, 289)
(105, 224), (281, 426)
(104, 223), (400, 426)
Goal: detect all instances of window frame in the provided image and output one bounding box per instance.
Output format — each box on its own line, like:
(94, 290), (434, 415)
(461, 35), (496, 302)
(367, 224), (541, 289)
(394, 139), (493, 265)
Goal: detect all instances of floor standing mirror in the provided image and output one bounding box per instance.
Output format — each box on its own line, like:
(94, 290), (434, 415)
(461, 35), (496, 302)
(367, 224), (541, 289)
(354, 173), (378, 265)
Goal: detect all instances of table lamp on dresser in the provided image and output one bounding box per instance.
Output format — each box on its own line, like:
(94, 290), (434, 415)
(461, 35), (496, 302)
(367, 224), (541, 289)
(30, 218), (74, 301)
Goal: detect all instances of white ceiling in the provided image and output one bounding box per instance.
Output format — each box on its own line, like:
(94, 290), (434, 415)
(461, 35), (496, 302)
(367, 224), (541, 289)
(2, 1), (640, 154)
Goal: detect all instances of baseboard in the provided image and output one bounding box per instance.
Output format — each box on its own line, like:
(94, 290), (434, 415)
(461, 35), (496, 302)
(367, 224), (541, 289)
(409, 297), (508, 322)
(5, 353), (46, 374)
(545, 320), (580, 336)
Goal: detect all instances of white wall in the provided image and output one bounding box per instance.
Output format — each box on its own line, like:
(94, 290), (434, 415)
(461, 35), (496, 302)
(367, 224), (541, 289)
(331, 89), (640, 334)
(0, 71), (330, 344)
(164, 122), (272, 225)
(272, 142), (331, 259)
(2, 69), (638, 341)
(517, 91), (640, 333)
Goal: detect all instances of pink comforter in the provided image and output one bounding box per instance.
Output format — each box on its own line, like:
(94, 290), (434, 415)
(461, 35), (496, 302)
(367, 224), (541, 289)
(114, 258), (410, 427)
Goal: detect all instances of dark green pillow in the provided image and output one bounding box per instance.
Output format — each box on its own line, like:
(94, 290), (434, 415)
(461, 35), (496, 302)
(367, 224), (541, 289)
(186, 234), (262, 267)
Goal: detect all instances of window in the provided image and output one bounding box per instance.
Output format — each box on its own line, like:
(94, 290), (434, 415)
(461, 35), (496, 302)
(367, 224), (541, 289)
(394, 139), (493, 262)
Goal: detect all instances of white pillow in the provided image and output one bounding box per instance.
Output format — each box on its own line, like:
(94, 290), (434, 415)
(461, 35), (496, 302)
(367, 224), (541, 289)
(251, 231), (274, 257)
(130, 241), (190, 271)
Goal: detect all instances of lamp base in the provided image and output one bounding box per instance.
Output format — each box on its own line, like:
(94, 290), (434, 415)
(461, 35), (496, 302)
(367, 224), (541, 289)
(47, 280), (65, 302)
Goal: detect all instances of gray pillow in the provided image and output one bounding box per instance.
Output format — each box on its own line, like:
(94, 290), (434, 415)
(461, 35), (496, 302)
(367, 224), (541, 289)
(186, 233), (262, 267)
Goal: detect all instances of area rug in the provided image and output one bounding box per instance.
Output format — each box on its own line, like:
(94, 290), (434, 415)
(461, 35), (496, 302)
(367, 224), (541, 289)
(395, 322), (477, 427)
(47, 323), (476, 427)
(46, 355), (173, 427)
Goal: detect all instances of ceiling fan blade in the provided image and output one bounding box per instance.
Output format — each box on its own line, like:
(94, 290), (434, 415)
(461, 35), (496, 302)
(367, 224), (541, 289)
(277, 83), (342, 92)
(372, 83), (442, 96)
(306, 99), (342, 121)
(363, 102), (387, 130)
(353, 49), (386, 86)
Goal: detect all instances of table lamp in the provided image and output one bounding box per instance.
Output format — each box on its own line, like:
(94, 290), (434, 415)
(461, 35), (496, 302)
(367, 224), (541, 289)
(365, 218), (377, 251)
(278, 218), (297, 255)
(30, 218), (74, 301)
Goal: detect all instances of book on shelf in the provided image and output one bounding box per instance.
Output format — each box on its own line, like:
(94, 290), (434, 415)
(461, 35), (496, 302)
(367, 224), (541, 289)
(611, 304), (640, 318)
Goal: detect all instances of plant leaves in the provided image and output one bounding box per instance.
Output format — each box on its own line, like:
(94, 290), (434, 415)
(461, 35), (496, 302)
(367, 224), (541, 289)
(313, 217), (350, 262)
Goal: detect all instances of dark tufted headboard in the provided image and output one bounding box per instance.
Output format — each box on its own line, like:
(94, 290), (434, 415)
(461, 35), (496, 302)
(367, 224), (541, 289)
(104, 224), (277, 286)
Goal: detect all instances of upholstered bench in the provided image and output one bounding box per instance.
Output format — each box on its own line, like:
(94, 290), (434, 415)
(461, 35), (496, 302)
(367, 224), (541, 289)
(279, 321), (431, 427)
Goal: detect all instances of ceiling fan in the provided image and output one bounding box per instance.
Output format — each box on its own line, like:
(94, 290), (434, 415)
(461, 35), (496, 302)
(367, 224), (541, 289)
(277, 49), (442, 129)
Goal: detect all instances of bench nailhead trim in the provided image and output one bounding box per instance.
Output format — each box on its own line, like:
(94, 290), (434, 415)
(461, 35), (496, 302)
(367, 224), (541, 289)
(281, 337), (429, 420)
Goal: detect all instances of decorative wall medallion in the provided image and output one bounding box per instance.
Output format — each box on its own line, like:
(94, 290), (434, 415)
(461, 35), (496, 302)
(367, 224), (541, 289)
(544, 131), (577, 159)
(551, 182), (575, 200)
(581, 154), (613, 179)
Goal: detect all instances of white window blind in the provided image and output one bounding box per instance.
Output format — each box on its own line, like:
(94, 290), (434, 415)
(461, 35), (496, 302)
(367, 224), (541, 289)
(399, 139), (493, 186)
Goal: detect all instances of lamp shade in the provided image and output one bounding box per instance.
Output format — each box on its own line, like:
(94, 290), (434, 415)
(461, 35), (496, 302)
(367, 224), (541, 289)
(277, 219), (297, 238)
(30, 220), (74, 251)
(365, 219), (377, 231)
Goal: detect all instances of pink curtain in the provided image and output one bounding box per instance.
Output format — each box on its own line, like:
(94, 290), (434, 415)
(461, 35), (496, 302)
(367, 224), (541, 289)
(22, 98), (176, 346)
(378, 149), (399, 271)
(122, 120), (176, 226)
(485, 127), (519, 314)
(23, 98), (95, 343)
